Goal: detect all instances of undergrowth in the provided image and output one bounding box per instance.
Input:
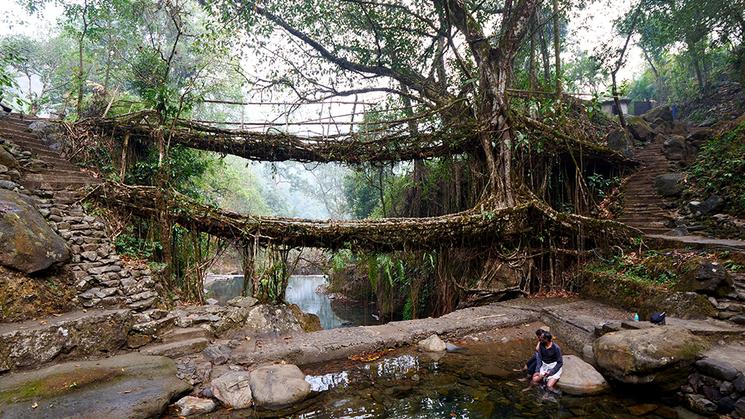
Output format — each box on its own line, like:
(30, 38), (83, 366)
(689, 121), (745, 216)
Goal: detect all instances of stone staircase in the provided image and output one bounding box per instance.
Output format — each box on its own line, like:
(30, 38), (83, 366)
(0, 113), (160, 313)
(0, 113), (102, 190)
(617, 136), (674, 234)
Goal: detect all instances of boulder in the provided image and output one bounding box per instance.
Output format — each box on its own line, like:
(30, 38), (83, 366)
(686, 127), (714, 147)
(593, 326), (707, 390)
(626, 116), (656, 143)
(211, 371), (253, 409)
(642, 105), (673, 124)
(242, 304), (305, 336)
(662, 135), (691, 162)
(556, 355), (609, 395)
(174, 396), (216, 416)
(0, 353), (191, 418)
(418, 334), (447, 352)
(0, 146), (19, 170)
(606, 129), (634, 157)
(654, 173), (686, 197)
(249, 364), (311, 409)
(0, 189), (70, 273)
(689, 195), (724, 216)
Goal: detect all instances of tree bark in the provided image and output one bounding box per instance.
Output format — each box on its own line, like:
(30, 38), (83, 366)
(76, 0), (89, 120)
(552, 0), (561, 95)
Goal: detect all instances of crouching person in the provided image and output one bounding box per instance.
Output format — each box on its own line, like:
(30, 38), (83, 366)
(531, 332), (563, 393)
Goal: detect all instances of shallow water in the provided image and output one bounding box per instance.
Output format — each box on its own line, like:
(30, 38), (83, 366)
(286, 340), (688, 419)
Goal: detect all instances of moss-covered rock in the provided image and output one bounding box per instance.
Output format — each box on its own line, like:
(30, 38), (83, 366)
(593, 326), (707, 391)
(0, 353), (190, 418)
(627, 116), (657, 142)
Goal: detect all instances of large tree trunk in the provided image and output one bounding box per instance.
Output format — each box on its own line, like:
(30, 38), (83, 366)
(552, 0), (561, 95)
(76, 0), (89, 120)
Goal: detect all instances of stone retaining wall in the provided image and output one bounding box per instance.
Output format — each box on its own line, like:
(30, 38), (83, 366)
(684, 357), (745, 417)
(35, 189), (161, 311)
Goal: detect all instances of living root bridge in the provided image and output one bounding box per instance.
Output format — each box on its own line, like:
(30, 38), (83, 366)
(75, 111), (637, 167)
(91, 182), (640, 251)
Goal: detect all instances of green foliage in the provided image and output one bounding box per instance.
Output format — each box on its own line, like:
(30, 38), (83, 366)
(589, 252), (678, 287)
(587, 173), (621, 199)
(689, 122), (745, 216)
(114, 231), (162, 259)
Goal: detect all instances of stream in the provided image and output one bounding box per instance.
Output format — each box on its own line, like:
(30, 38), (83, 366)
(204, 274), (381, 329)
(206, 338), (691, 418)
(200, 276), (697, 418)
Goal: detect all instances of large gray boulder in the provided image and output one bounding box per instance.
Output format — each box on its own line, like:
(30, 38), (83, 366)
(249, 364), (311, 409)
(593, 326), (707, 390)
(654, 173), (686, 197)
(662, 135), (691, 162)
(0, 189), (70, 273)
(0, 353), (191, 418)
(556, 355), (609, 395)
(211, 371), (253, 409)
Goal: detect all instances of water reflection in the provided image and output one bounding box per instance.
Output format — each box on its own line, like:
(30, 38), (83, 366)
(292, 342), (688, 418)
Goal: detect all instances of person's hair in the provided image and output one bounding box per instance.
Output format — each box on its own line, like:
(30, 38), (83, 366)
(535, 329), (545, 337)
(542, 332), (553, 342)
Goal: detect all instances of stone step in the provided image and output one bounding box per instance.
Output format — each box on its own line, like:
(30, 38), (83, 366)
(140, 337), (210, 359)
(160, 326), (213, 344)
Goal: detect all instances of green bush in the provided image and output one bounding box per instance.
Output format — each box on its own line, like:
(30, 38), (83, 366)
(689, 122), (745, 216)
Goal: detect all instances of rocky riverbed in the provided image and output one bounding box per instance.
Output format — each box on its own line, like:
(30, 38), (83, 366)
(1, 296), (744, 418)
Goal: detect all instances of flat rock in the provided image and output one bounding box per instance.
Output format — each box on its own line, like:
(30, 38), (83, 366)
(230, 304), (536, 366)
(0, 309), (133, 372)
(0, 189), (70, 273)
(0, 353), (191, 418)
(211, 371), (253, 409)
(556, 355), (609, 395)
(140, 338), (209, 358)
(249, 364), (311, 409)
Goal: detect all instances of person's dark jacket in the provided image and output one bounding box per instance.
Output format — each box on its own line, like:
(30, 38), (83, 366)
(536, 342), (563, 376)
